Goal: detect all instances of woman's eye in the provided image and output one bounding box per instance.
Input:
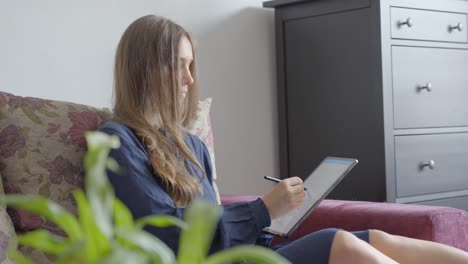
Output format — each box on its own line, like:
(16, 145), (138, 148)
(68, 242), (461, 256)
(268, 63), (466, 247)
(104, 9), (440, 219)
(179, 59), (192, 69)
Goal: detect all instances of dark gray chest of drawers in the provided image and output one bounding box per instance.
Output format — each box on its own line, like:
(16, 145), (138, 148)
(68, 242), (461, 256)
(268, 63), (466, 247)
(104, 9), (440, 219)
(264, 0), (468, 210)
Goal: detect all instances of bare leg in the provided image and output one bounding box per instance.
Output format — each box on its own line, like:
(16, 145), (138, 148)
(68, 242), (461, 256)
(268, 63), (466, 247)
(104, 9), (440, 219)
(369, 229), (468, 264)
(330, 230), (399, 264)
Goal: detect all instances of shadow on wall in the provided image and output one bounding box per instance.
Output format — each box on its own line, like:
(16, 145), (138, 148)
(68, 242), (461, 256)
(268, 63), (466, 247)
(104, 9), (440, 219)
(197, 6), (275, 99)
(194, 7), (280, 195)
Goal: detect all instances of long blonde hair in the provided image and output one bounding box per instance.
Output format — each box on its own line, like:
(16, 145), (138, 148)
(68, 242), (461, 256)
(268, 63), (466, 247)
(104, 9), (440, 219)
(114, 15), (203, 206)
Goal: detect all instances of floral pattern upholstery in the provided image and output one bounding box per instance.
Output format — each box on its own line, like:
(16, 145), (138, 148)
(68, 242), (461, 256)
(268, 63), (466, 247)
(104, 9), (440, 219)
(0, 91), (113, 236)
(185, 98), (220, 204)
(0, 173), (15, 264)
(0, 91), (219, 262)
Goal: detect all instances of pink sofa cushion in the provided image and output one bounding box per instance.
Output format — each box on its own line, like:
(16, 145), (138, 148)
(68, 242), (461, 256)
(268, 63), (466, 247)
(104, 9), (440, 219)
(279, 199), (468, 251)
(221, 195), (468, 251)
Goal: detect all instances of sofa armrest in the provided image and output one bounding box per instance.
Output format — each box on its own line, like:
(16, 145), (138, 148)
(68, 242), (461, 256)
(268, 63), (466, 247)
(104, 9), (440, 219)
(220, 195), (468, 251)
(221, 195), (261, 205)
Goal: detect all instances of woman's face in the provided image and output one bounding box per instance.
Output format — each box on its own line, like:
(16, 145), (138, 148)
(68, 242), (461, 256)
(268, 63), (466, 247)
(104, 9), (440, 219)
(178, 36), (194, 99)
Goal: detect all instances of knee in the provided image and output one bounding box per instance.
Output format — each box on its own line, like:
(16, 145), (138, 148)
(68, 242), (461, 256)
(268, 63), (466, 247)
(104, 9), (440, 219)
(330, 230), (362, 257)
(369, 229), (395, 248)
(333, 230), (361, 249)
(330, 230), (375, 264)
(331, 230), (399, 264)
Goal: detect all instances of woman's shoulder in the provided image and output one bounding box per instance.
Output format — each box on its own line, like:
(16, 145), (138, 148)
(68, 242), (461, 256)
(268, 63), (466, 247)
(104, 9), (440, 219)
(184, 132), (206, 151)
(184, 131), (200, 142)
(97, 120), (138, 142)
(98, 119), (128, 132)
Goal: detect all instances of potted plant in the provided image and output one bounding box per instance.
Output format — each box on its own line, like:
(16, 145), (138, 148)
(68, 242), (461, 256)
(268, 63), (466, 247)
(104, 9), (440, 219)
(0, 131), (289, 264)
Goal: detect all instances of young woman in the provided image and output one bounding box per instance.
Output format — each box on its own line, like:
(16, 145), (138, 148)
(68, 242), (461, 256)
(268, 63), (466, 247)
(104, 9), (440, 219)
(98, 15), (468, 264)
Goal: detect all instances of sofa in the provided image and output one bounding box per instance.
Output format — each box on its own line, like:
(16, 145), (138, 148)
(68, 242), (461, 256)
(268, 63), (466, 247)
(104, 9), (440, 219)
(0, 90), (467, 263)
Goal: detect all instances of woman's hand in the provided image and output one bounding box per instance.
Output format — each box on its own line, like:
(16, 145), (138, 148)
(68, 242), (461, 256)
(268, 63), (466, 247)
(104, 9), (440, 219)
(261, 176), (306, 220)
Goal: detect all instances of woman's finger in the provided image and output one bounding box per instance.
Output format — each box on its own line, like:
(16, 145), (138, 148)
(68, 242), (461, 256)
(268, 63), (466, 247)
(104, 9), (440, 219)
(287, 176), (303, 186)
(282, 176), (302, 187)
(289, 183), (305, 194)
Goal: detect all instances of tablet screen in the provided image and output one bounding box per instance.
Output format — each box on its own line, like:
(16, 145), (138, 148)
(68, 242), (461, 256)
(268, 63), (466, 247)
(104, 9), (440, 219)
(263, 157), (358, 237)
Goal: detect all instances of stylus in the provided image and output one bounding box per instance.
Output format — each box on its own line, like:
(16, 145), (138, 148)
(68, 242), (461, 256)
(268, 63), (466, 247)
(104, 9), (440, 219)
(263, 175), (307, 191)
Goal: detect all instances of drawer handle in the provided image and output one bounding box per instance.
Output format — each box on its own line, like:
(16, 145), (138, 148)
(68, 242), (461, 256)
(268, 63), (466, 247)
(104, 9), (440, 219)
(399, 18), (413, 28)
(449, 23), (463, 32)
(417, 83), (432, 92)
(420, 160), (436, 170)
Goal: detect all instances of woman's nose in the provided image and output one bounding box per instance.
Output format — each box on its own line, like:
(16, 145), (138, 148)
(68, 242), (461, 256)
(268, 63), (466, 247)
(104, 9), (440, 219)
(183, 69), (194, 86)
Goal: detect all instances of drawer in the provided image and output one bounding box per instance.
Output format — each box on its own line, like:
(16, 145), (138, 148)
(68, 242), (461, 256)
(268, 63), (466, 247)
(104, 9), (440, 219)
(391, 7), (467, 43)
(395, 133), (468, 197)
(413, 196), (468, 212)
(392, 46), (468, 129)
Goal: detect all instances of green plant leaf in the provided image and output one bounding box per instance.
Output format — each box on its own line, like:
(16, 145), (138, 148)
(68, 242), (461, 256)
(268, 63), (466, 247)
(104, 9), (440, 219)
(205, 245), (291, 264)
(7, 237), (31, 264)
(73, 190), (109, 262)
(106, 158), (120, 174)
(17, 229), (69, 254)
(55, 240), (86, 264)
(99, 244), (150, 264)
(177, 200), (222, 264)
(84, 131), (121, 239)
(115, 228), (176, 264)
(6, 248), (35, 264)
(135, 215), (187, 230)
(113, 198), (134, 228)
(0, 195), (82, 240)
(85, 131), (120, 151)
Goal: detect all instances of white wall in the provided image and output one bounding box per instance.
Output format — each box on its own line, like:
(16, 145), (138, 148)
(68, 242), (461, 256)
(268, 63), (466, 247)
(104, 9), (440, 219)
(0, 0), (279, 195)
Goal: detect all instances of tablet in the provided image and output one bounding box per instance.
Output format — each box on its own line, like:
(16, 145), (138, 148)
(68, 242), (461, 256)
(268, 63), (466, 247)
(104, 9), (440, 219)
(263, 157), (358, 237)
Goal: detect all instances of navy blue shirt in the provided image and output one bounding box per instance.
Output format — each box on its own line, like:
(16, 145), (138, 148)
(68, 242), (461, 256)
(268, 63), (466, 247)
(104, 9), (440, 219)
(97, 121), (271, 254)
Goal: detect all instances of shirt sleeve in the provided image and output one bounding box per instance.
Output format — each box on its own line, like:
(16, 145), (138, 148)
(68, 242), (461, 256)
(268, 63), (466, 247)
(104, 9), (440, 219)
(196, 137), (272, 247)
